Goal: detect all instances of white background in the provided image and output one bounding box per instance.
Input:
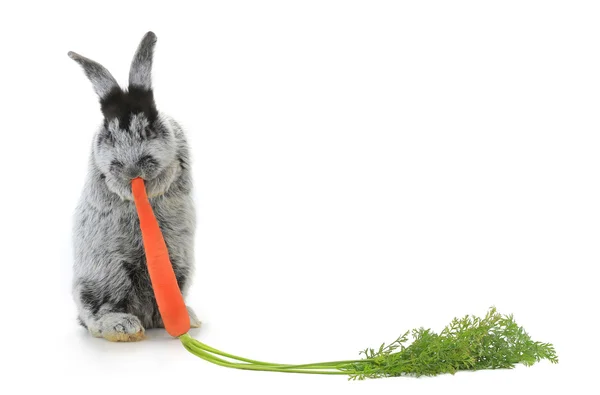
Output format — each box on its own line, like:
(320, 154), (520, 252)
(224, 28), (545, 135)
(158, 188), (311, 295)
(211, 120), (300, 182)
(0, 1), (598, 393)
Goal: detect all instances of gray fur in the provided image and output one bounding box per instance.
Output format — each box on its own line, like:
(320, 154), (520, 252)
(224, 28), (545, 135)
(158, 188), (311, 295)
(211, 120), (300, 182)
(70, 32), (200, 341)
(129, 31), (157, 90)
(68, 51), (119, 98)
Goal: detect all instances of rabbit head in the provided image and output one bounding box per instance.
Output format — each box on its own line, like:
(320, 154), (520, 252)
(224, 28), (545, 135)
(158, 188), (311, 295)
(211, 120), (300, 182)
(69, 32), (181, 199)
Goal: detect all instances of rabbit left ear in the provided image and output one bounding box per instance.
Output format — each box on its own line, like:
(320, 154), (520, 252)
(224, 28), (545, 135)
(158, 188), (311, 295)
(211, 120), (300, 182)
(129, 31), (157, 91)
(68, 51), (120, 99)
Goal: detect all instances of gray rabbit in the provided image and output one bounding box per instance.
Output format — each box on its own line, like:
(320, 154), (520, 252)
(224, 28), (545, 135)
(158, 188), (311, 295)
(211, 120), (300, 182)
(69, 32), (200, 341)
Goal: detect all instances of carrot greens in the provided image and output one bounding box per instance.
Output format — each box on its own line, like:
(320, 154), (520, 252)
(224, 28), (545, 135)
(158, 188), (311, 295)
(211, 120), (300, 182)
(179, 307), (557, 379)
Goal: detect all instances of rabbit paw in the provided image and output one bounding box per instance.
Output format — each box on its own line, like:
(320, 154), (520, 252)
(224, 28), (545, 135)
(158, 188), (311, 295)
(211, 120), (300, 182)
(91, 313), (146, 342)
(187, 306), (202, 328)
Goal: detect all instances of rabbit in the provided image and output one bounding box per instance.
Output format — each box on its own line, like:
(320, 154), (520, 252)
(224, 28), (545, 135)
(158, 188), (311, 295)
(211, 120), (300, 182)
(69, 31), (200, 341)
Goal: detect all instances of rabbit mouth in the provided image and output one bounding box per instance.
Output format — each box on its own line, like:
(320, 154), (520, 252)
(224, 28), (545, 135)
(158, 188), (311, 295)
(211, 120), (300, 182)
(102, 159), (181, 201)
(105, 177), (165, 200)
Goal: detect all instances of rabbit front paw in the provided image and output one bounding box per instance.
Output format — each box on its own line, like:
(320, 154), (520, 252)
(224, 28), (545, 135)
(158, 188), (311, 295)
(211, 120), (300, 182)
(91, 313), (145, 342)
(187, 306), (202, 328)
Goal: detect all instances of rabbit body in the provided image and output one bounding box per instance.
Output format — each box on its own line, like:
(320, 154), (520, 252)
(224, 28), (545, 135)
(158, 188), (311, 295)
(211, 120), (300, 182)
(69, 32), (199, 341)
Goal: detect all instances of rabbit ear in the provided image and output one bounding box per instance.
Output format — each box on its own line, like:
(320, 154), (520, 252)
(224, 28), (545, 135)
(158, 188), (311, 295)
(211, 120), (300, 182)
(129, 31), (157, 91)
(68, 51), (120, 98)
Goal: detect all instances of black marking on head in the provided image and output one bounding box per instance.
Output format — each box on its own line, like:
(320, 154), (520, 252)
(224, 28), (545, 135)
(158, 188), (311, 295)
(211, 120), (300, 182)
(100, 86), (158, 130)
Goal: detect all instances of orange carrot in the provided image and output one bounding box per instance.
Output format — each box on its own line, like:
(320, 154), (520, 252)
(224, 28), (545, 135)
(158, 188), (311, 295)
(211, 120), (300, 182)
(129, 179), (557, 378)
(131, 177), (190, 337)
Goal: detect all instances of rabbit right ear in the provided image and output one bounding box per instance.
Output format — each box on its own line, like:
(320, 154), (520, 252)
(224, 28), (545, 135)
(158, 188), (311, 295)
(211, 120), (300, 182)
(68, 51), (120, 99)
(129, 31), (157, 91)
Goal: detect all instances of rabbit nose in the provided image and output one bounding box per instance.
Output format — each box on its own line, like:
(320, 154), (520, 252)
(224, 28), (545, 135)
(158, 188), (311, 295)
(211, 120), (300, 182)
(125, 166), (141, 179)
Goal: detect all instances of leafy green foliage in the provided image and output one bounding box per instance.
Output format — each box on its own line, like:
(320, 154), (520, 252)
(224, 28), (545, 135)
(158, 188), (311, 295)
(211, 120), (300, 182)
(346, 307), (558, 379)
(180, 307), (557, 379)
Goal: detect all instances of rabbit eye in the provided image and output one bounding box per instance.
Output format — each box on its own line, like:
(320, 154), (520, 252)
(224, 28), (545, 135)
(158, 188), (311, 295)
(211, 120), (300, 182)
(138, 155), (158, 168)
(109, 160), (124, 173)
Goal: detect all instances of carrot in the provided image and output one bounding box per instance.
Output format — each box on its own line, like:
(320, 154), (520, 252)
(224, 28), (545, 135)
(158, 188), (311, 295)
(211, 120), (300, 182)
(131, 177), (190, 337)
(130, 178), (557, 378)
